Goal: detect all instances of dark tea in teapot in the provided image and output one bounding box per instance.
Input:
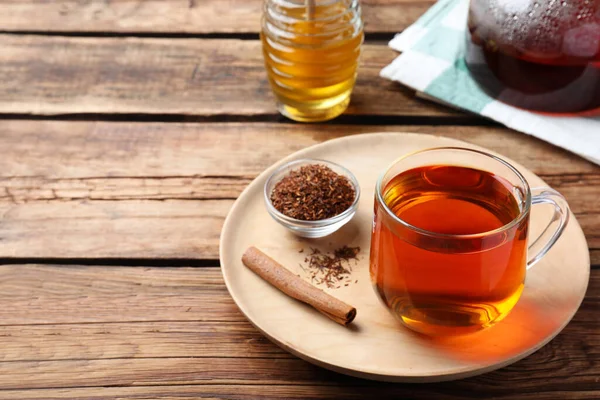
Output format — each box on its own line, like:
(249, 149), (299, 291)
(466, 0), (600, 114)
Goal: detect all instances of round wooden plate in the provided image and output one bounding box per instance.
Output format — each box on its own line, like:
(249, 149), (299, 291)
(219, 133), (590, 382)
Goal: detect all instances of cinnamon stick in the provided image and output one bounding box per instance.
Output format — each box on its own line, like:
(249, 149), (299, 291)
(242, 246), (357, 326)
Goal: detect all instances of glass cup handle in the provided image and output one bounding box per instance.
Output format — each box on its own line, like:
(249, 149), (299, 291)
(527, 187), (571, 270)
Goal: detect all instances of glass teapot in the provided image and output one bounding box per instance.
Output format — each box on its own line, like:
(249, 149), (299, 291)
(465, 0), (600, 114)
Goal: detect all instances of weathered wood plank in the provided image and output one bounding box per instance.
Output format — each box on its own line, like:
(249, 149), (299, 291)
(0, 0), (434, 34)
(0, 350), (595, 391)
(0, 265), (596, 396)
(1, 121), (596, 178)
(0, 386), (596, 400)
(3, 174), (598, 209)
(0, 199), (230, 259)
(0, 266), (240, 324)
(0, 35), (454, 116)
(0, 322), (289, 362)
(2, 171), (597, 215)
(0, 121), (597, 261)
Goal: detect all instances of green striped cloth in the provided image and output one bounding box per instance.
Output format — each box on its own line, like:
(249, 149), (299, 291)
(380, 0), (600, 165)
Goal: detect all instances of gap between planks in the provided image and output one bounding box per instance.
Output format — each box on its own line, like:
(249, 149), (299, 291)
(0, 258), (220, 267)
(0, 31), (397, 42)
(0, 259), (597, 269)
(0, 114), (491, 126)
(0, 386), (597, 400)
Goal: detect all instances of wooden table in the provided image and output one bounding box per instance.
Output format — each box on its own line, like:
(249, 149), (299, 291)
(0, 1), (597, 399)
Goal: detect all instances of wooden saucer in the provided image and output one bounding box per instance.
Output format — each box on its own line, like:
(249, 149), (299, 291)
(219, 133), (590, 382)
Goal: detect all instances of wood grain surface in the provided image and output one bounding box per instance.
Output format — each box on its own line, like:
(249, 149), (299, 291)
(0, 0), (434, 34)
(0, 386), (597, 400)
(0, 265), (596, 397)
(0, 0), (598, 397)
(0, 35), (456, 117)
(0, 121), (597, 263)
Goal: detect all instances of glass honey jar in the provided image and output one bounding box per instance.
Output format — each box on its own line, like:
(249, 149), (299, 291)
(261, 0), (364, 122)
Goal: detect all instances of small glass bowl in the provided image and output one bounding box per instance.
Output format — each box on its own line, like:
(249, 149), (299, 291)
(264, 158), (360, 238)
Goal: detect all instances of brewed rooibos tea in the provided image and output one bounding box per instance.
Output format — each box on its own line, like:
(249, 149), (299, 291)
(370, 165), (528, 335)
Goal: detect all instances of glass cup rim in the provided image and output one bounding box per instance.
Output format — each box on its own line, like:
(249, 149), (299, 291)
(375, 146), (533, 239)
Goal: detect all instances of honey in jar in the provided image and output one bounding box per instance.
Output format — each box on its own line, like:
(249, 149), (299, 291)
(261, 0), (364, 122)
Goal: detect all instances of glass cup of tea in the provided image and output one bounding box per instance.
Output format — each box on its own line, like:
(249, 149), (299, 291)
(465, 0), (600, 114)
(369, 147), (570, 336)
(260, 0), (364, 122)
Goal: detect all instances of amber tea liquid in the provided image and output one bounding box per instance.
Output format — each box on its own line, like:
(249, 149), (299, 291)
(370, 165), (528, 335)
(261, 1), (363, 122)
